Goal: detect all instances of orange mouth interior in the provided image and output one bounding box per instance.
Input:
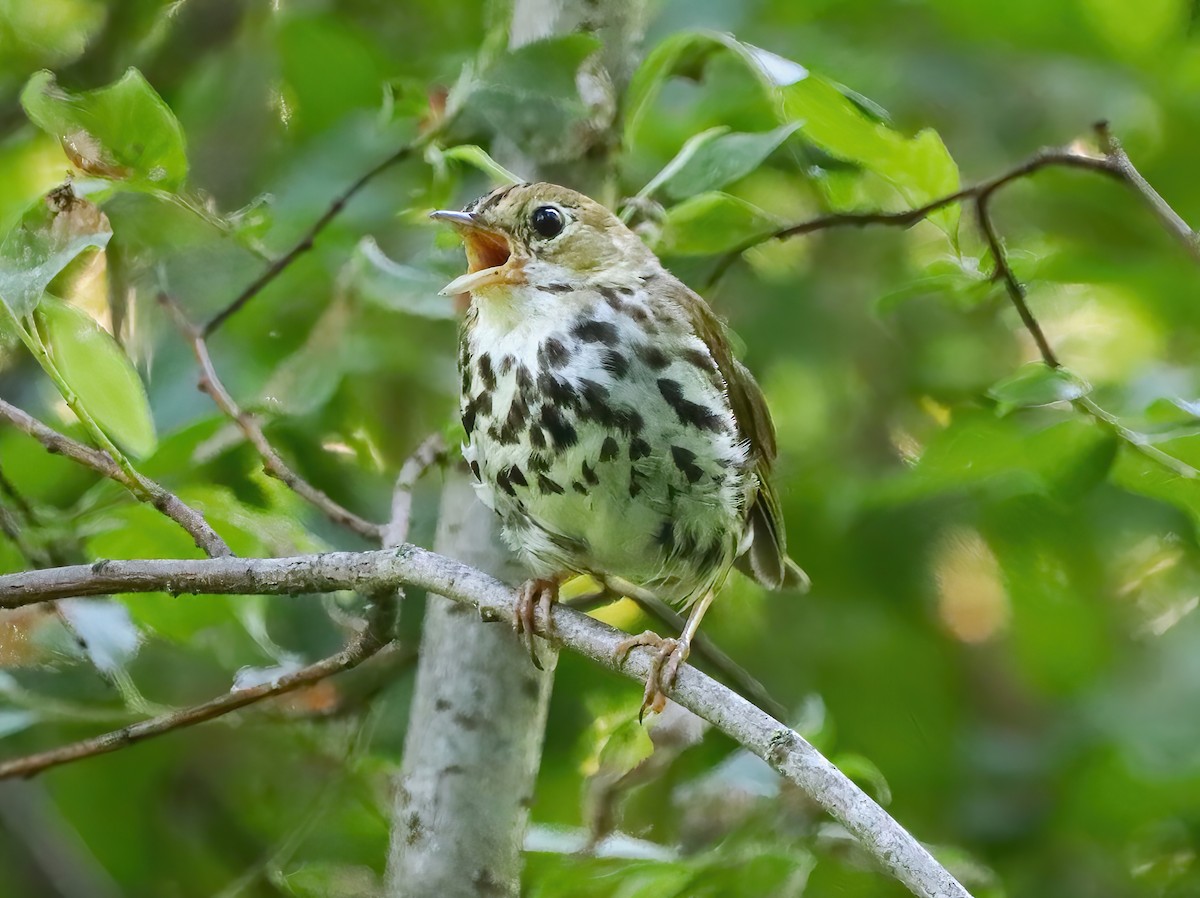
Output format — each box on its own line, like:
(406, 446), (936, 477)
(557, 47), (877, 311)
(465, 230), (511, 273)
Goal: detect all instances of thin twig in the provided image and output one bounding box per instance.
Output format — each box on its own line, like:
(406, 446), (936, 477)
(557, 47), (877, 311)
(0, 427), (447, 779)
(383, 433), (447, 548)
(713, 123), (1200, 482)
(0, 398), (232, 557)
(0, 615), (388, 780)
(707, 142), (1118, 286)
(0, 461), (37, 522)
(203, 142), (418, 335)
(973, 185), (1200, 480)
(0, 546), (973, 898)
(1093, 121), (1200, 262)
(973, 191), (1061, 366)
(161, 296), (384, 542)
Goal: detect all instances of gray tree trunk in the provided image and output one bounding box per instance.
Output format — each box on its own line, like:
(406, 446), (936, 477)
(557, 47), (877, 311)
(386, 475), (555, 897)
(385, 3), (645, 895)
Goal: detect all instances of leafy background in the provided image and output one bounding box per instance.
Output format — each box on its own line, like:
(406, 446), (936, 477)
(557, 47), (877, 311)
(3, 0), (1200, 896)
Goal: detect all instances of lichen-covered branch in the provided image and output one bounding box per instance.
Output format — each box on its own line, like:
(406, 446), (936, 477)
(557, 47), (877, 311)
(0, 434), (444, 781)
(0, 546), (972, 898)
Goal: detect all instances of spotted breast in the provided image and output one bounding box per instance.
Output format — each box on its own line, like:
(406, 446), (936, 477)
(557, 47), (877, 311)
(460, 272), (753, 607)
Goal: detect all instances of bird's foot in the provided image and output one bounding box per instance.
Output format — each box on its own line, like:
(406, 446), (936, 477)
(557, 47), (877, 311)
(513, 577), (559, 670)
(613, 630), (691, 721)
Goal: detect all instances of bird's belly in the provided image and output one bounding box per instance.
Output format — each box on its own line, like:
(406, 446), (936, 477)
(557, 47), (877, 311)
(461, 314), (753, 601)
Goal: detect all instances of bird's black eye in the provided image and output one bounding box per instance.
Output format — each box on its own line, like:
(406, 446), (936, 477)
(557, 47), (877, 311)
(530, 205), (565, 239)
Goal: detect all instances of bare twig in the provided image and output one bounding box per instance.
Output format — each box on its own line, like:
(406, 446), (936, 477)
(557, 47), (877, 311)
(160, 296), (384, 542)
(383, 433), (447, 548)
(973, 192), (1200, 479)
(1093, 121), (1200, 261)
(0, 398), (231, 557)
(713, 123), (1200, 481)
(0, 427), (447, 779)
(973, 191), (1061, 366)
(0, 546), (972, 898)
(203, 142), (418, 335)
(707, 142), (1118, 286)
(0, 610), (389, 780)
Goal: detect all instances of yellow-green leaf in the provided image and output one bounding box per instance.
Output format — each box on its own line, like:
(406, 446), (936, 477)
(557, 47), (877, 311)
(21, 67), (188, 190)
(660, 192), (778, 255)
(37, 295), (157, 457)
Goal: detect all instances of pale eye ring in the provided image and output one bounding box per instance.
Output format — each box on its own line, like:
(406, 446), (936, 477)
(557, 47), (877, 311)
(530, 205), (565, 239)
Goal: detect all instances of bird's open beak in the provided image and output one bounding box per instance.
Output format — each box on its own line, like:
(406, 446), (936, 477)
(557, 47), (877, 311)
(430, 210), (522, 296)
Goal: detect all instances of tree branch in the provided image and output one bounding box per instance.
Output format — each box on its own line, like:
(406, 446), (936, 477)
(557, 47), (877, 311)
(713, 122), (1200, 481)
(1093, 120), (1200, 262)
(707, 140), (1119, 286)
(0, 547), (971, 898)
(0, 398), (232, 558)
(160, 295), (385, 541)
(0, 616), (387, 780)
(0, 431), (445, 780)
(973, 187), (1200, 480)
(202, 142), (419, 335)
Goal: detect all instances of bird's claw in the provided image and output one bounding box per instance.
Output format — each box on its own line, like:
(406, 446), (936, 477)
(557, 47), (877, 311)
(513, 578), (559, 670)
(613, 630), (689, 721)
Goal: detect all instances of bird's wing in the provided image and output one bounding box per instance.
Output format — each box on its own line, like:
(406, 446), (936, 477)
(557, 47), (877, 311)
(670, 280), (808, 591)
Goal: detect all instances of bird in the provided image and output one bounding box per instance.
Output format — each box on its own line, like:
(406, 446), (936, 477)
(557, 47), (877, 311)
(431, 182), (807, 716)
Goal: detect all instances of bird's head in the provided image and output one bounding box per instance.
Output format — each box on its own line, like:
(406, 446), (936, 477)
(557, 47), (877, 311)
(431, 182), (654, 298)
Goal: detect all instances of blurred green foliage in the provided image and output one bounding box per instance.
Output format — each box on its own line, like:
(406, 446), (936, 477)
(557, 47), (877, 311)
(2, 1), (1200, 896)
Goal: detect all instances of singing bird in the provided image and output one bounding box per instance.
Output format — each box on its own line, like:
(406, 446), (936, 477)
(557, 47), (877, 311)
(432, 183), (806, 715)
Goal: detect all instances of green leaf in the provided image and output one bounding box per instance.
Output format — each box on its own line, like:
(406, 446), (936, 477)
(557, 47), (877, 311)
(352, 237), (457, 320)
(881, 414), (1116, 504)
(281, 863), (378, 898)
(832, 752), (893, 805)
(439, 144), (525, 185)
(659, 191), (778, 255)
(0, 186), (112, 317)
(626, 31), (961, 233)
(453, 35), (602, 163)
(36, 295), (157, 457)
(21, 67), (188, 189)
(625, 32), (807, 145)
(596, 718), (654, 780)
(639, 122), (802, 202)
(779, 76), (960, 226)
(988, 363), (1091, 414)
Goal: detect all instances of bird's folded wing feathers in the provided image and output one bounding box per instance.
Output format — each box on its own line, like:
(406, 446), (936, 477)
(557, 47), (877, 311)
(675, 282), (808, 592)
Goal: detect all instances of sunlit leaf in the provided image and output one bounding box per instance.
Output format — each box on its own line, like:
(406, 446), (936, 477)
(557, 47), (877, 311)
(0, 185), (111, 317)
(37, 294), (157, 458)
(645, 123), (802, 201)
(581, 702), (655, 781)
(779, 76), (960, 225)
(988, 362), (1092, 414)
(596, 718), (654, 779)
(625, 31), (961, 233)
(440, 144), (525, 185)
(660, 191), (778, 255)
(21, 67), (188, 189)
